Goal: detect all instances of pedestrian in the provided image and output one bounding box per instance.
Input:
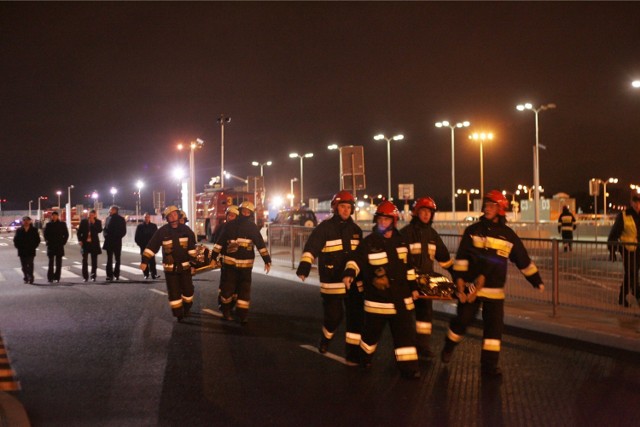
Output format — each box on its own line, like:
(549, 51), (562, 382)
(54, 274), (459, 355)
(212, 201), (271, 324)
(296, 191), (363, 364)
(343, 201), (421, 379)
(558, 205), (576, 252)
(13, 216), (40, 284)
(135, 212), (159, 279)
(399, 197), (454, 358)
(140, 206), (197, 321)
(77, 210), (103, 282)
(607, 193), (640, 307)
(441, 190), (545, 377)
(103, 205), (127, 281)
(43, 211), (69, 283)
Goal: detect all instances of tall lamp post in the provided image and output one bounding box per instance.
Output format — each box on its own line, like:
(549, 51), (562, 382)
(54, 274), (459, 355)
(251, 160), (272, 177)
(289, 177), (298, 208)
(517, 102), (556, 224)
(469, 132), (493, 200)
(28, 200), (33, 219)
(602, 177), (618, 219)
(217, 115), (231, 189)
(178, 138), (203, 221)
(37, 195), (48, 223)
(436, 120), (470, 216)
(67, 185), (74, 225)
(289, 152), (313, 206)
(136, 180), (144, 220)
(110, 187), (117, 205)
(373, 133), (404, 201)
(327, 144), (342, 188)
(56, 191), (62, 209)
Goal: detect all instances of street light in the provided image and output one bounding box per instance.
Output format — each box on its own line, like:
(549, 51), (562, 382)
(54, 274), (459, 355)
(469, 132), (493, 200)
(436, 120), (470, 216)
(91, 191), (99, 211)
(56, 191), (62, 209)
(37, 195), (48, 222)
(602, 177), (618, 219)
(136, 180), (144, 220)
(373, 133), (404, 201)
(110, 187), (117, 205)
(456, 188), (479, 213)
(327, 144), (342, 188)
(517, 102), (556, 224)
(289, 152), (313, 206)
(251, 160), (272, 177)
(67, 185), (74, 225)
(178, 138), (203, 221)
(28, 200), (33, 219)
(217, 115), (231, 188)
(289, 177), (298, 207)
(632, 80), (640, 88)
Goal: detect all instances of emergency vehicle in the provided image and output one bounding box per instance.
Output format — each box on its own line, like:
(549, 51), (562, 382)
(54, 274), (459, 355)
(193, 186), (265, 242)
(43, 207), (81, 229)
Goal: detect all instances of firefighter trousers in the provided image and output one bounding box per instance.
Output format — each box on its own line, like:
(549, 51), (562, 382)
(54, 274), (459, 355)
(165, 270), (194, 318)
(414, 298), (434, 354)
(444, 298), (504, 369)
(321, 286), (364, 361)
(220, 267), (252, 321)
(360, 306), (418, 374)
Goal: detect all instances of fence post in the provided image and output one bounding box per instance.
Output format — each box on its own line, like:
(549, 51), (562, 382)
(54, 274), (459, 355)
(290, 225), (296, 269)
(551, 238), (559, 317)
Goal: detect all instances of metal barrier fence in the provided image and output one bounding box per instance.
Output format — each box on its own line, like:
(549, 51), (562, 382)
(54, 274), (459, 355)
(267, 224), (637, 317)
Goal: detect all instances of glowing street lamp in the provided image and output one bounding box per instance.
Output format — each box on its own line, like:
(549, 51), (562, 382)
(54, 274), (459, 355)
(289, 152), (313, 206)
(289, 177), (298, 208)
(457, 188), (479, 213)
(217, 115), (231, 188)
(632, 80), (640, 89)
(136, 180), (144, 220)
(469, 132), (493, 200)
(110, 187), (117, 205)
(251, 160), (272, 177)
(516, 102), (556, 224)
(602, 177), (618, 218)
(178, 138), (203, 221)
(373, 133), (404, 200)
(56, 190), (62, 209)
(436, 120), (470, 215)
(67, 185), (74, 225)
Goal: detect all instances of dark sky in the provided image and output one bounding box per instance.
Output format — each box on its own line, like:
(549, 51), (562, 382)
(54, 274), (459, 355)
(2, 2), (640, 212)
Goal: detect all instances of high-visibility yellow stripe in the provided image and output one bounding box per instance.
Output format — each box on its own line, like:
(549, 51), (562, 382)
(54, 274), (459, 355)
(447, 328), (463, 343)
(162, 240), (173, 247)
(409, 242), (422, 254)
(179, 237), (189, 248)
(395, 346), (418, 361)
(346, 332), (361, 345)
(182, 294), (194, 303)
(350, 240), (360, 250)
(416, 321), (432, 335)
(345, 260), (360, 276)
(322, 239), (343, 252)
(406, 269), (416, 281)
(143, 248), (155, 258)
(301, 252), (314, 264)
(521, 262), (538, 276)
(259, 248), (269, 256)
(483, 339), (501, 352)
(428, 243), (436, 257)
(471, 235), (513, 257)
(368, 252), (388, 266)
(322, 326), (334, 340)
(396, 247), (408, 262)
(404, 297), (415, 311)
(170, 299), (182, 308)
(439, 259), (454, 269)
(320, 283), (346, 295)
(236, 300), (250, 309)
(477, 287), (505, 299)
(360, 340), (377, 354)
(223, 257), (255, 268)
(364, 300), (396, 315)
(453, 259), (469, 272)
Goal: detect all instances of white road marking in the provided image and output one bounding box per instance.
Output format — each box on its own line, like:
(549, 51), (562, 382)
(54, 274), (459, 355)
(299, 344), (355, 366)
(69, 266), (129, 281)
(149, 289), (167, 296)
(202, 308), (223, 318)
(41, 266), (81, 279)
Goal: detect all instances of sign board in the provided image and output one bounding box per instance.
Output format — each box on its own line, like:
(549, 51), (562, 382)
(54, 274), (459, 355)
(339, 146), (366, 191)
(247, 176), (264, 192)
(589, 179), (600, 196)
(398, 183), (414, 201)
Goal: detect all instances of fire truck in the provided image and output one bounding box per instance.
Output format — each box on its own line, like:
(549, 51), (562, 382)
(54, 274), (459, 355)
(193, 186), (265, 242)
(43, 206), (81, 229)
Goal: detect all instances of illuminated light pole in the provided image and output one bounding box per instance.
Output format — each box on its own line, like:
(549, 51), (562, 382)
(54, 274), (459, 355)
(289, 177), (298, 208)
(110, 187), (117, 205)
(56, 191), (62, 209)
(136, 180), (144, 220)
(456, 188), (479, 213)
(67, 185), (74, 225)
(503, 190), (520, 221)
(436, 120), (470, 216)
(251, 160), (272, 177)
(28, 200), (33, 219)
(517, 102), (556, 224)
(602, 177), (618, 219)
(91, 191), (99, 211)
(289, 152), (313, 206)
(178, 138), (203, 221)
(172, 167), (185, 206)
(373, 133), (404, 201)
(632, 80), (640, 88)
(37, 195), (48, 222)
(217, 115), (231, 188)
(469, 132), (493, 200)
(327, 144), (342, 188)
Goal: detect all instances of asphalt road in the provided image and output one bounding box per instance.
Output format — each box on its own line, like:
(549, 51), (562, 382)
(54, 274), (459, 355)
(1, 233), (640, 426)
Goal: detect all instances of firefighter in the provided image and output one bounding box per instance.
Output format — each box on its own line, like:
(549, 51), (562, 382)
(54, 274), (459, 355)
(441, 190), (545, 377)
(139, 206), (197, 321)
(214, 205), (240, 309)
(296, 191), (363, 364)
(608, 193), (640, 307)
(343, 201), (421, 379)
(212, 201), (271, 324)
(558, 206), (576, 252)
(400, 197), (453, 358)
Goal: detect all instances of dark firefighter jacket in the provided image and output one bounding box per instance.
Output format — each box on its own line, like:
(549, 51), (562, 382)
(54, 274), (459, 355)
(400, 220), (454, 276)
(212, 216), (271, 269)
(141, 223), (196, 273)
(296, 214), (362, 295)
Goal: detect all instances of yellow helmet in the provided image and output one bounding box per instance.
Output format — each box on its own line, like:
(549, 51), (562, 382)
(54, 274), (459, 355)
(164, 205), (180, 218)
(240, 201), (255, 213)
(226, 205), (240, 216)
(179, 210), (188, 223)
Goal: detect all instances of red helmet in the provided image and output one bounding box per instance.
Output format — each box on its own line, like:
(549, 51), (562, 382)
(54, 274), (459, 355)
(484, 190), (508, 216)
(412, 197), (437, 216)
(374, 201), (400, 226)
(331, 191), (355, 213)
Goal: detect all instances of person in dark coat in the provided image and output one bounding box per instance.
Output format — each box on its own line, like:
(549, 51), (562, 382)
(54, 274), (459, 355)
(13, 216), (41, 284)
(557, 206), (577, 252)
(103, 205), (127, 281)
(135, 212), (159, 279)
(77, 209), (103, 282)
(43, 211), (69, 283)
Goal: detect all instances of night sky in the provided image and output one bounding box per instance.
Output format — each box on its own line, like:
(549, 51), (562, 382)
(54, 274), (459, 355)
(2, 2), (640, 213)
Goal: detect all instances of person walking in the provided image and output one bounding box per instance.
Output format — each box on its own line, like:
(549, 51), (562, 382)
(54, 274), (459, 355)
(212, 201), (271, 324)
(135, 212), (159, 279)
(608, 193), (640, 307)
(558, 206), (577, 252)
(140, 206), (197, 321)
(296, 191), (363, 364)
(43, 211), (69, 283)
(400, 197), (454, 358)
(13, 216), (40, 284)
(441, 190), (544, 377)
(77, 209), (103, 282)
(103, 205), (127, 281)
(343, 201), (421, 379)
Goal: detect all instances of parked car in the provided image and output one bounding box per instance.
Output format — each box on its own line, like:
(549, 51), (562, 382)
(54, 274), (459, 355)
(1, 220), (22, 233)
(272, 208), (318, 227)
